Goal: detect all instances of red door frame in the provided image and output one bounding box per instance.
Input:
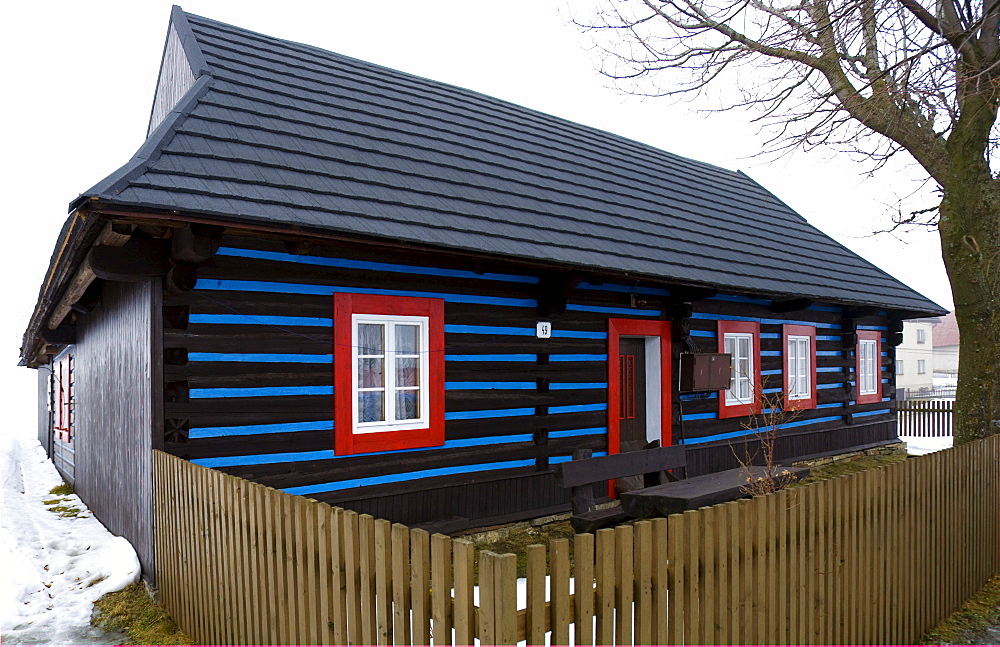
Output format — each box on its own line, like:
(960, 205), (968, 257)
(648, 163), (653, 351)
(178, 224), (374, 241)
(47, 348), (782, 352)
(607, 318), (673, 456)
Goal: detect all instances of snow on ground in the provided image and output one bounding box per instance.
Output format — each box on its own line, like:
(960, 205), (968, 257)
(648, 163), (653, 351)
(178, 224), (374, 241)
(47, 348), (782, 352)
(1, 434), (140, 645)
(900, 434), (954, 456)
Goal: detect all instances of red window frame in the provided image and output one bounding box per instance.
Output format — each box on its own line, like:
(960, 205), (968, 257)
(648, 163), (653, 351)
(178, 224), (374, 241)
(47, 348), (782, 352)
(54, 354), (73, 443)
(717, 320), (762, 419)
(333, 293), (445, 455)
(782, 324), (817, 411)
(855, 330), (883, 405)
(607, 318), (672, 456)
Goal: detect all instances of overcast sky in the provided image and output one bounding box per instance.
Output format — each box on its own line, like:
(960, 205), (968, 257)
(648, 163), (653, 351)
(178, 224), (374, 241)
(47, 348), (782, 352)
(2, 0), (951, 438)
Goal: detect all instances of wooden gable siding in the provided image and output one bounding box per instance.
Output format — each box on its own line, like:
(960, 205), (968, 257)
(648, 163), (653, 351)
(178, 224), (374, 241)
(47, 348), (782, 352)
(74, 280), (157, 575)
(148, 22), (196, 136)
(161, 232), (896, 527)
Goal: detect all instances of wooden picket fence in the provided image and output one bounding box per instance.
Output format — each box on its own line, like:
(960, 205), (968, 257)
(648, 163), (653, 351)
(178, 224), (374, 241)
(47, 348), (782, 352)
(898, 399), (955, 436)
(153, 436), (1000, 645)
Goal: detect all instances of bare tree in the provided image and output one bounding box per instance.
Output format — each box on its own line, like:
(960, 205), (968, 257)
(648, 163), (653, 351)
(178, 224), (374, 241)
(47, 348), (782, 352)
(580, 0), (1000, 443)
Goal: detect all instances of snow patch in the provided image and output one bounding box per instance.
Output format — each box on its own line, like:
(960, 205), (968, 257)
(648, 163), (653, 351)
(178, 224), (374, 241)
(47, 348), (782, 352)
(900, 435), (954, 456)
(1, 435), (140, 644)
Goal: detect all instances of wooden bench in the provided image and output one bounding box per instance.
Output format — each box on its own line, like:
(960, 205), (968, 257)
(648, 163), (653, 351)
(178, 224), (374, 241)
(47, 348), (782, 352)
(620, 464), (811, 518)
(553, 445), (687, 533)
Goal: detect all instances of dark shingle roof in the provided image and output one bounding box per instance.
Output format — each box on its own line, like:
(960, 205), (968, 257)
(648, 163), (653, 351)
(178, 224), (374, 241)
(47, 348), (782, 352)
(75, 7), (945, 315)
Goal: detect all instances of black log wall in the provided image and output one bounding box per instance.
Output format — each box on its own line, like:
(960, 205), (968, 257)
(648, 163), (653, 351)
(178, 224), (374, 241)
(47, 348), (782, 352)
(75, 280), (156, 576)
(161, 232), (896, 529)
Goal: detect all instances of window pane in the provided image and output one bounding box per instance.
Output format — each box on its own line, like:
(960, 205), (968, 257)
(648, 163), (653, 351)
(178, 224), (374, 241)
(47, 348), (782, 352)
(395, 390), (420, 420)
(358, 392), (384, 423)
(358, 323), (384, 355)
(738, 337), (750, 361)
(395, 324), (420, 354)
(396, 357), (419, 387)
(358, 358), (384, 388)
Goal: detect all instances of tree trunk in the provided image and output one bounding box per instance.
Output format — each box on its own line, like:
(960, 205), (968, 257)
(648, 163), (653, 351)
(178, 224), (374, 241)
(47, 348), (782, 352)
(937, 177), (1000, 443)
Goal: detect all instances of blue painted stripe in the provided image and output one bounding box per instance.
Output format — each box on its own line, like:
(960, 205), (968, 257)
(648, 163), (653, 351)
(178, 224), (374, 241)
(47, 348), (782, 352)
(854, 409), (892, 417)
(762, 387), (782, 394)
(285, 459), (538, 494)
(816, 335), (841, 341)
(783, 415), (843, 428)
(550, 452), (607, 464)
(444, 324), (606, 339)
(189, 352), (333, 363)
(445, 354), (535, 362)
(857, 325), (888, 331)
(550, 383), (607, 390)
(817, 351), (841, 356)
(194, 450), (336, 467)
(549, 427), (607, 438)
(446, 382), (535, 390)
(681, 415), (843, 444)
(761, 369), (782, 376)
(710, 294), (772, 305)
(190, 385), (334, 398)
(551, 403), (607, 414)
(808, 305), (842, 312)
(551, 354), (607, 362)
(761, 351), (781, 357)
(217, 246), (539, 284)
(816, 403), (843, 409)
(189, 420), (334, 438)
(759, 333), (781, 339)
(690, 330), (715, 337)
(566, 304), (660, 316)
(195, 279), (537, 308)
(817, 383), (844, 389)
(190, 313), (332, 327)
(816, 367), (843, 373)
(682, 412), (717, 421)
(446, 407), (534, 420)
(691, 313), (840, 329)
(577, 282), (672, 296)
(553, 330), (608, 339)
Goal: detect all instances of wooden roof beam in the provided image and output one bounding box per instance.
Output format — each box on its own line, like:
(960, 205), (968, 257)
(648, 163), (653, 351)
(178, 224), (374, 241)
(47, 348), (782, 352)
(46, 223), (132, 329)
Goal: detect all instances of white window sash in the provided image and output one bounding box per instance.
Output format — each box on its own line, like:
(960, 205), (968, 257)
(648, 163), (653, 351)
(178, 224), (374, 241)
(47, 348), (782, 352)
(724, 332), (755, 406)
(859, 339), (878, 395)
(352, 314), (430, 433)
(787, 335), (811, 400)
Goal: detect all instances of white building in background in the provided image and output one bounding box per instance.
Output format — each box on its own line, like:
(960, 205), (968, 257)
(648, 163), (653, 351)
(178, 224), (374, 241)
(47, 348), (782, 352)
(895, 318), (939, 396)
(932, 312), (960, 374)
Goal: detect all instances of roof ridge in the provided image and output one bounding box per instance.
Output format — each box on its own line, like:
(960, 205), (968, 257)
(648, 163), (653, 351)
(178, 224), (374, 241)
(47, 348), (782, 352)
(170, 6), (212, 77)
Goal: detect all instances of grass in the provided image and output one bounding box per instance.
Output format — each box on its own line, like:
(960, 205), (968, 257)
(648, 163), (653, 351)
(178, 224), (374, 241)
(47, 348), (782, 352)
(792, 451), (908, 485)
(923, 575), (1000, 644)
(92, 582), (193, 645)
(49, 482), (74, 496)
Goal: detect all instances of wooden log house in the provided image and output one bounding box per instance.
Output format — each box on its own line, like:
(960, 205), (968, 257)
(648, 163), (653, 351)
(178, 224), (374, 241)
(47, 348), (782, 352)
(21, 7), (946, 575)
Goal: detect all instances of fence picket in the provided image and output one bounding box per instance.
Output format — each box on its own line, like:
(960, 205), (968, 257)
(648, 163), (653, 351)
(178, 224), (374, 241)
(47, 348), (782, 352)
(526, 543), (546, 646)
(551, 537), (570, 645)
(410, 528), (431, 647)
(614, 524), (634, 646)
(374, 518), (393, 645)
(453, 539), (475, 646)
(574, 532), (596, 647)
(391, 523), (411, 646)
(594, 528), (615, 646)
(430, 533), (452, 646)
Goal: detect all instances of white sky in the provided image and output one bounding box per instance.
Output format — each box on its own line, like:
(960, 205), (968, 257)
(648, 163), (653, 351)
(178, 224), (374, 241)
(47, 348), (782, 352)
(1, 0), (952, 439)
